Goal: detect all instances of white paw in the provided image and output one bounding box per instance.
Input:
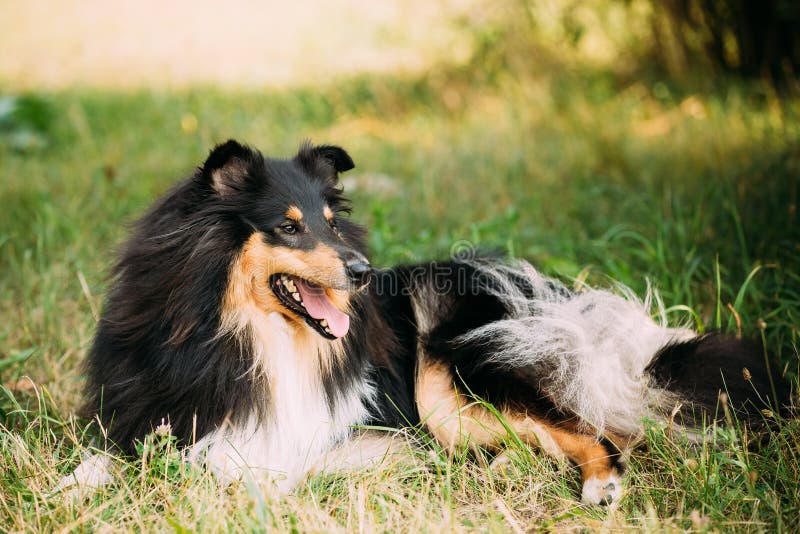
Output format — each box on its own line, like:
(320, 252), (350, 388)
(51, 453), (114, 499)
(489, 452), (512, 472)
(581, 472), (622, 506)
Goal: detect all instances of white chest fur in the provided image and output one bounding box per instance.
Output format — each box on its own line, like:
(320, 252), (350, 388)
(195, 311), (372, 492)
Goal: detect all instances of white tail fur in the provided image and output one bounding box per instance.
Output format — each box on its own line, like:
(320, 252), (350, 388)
(456, 259), (695, 435)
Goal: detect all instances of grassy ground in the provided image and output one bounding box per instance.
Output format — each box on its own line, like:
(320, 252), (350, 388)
(1, 65), (799, 531)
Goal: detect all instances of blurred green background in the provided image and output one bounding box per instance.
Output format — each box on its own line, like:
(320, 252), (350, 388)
(1, 0), (798, 401)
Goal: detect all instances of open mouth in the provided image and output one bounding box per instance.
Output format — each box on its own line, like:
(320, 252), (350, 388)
(269, 274), (350, 339)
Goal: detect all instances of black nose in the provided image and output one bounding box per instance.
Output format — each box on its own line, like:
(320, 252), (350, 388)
(345, 257), (372, 285)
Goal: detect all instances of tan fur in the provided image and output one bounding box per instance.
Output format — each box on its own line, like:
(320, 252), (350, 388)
(416, 357), (623, 485)
(222, 233), (283, 328)
(416, 360), (501, 449)
(220, 232), (350, 372)
(323, 205), (334, 221)
(224, 233), (350, 311)
(285, 205), (303, 221)
(538, 425), (621, 481)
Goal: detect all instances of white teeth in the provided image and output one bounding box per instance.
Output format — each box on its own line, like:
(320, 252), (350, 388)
(275, 274), (306, 309)
(323, 327), (332, 334)
(320, 319), (328, 327)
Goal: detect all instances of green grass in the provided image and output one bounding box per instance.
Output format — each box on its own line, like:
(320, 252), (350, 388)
(1, 67), (799, 531)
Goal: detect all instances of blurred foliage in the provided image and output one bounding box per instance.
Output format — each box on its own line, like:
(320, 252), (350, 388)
(649, 0), (800, 84)
(0, 95), (53, 152)
(455, 0), (800, 89)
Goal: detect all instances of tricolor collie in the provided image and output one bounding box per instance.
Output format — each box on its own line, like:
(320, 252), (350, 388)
(66, 140), (789, 505)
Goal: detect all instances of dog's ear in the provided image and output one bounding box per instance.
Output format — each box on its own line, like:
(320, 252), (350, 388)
(201, 140), (259, 196)
(315, 145), (355, 173)
(296, 142), (355, 176)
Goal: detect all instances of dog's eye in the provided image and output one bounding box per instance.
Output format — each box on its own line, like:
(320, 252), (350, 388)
(281, 223), (298, 235)
(329, 219), (339, 231)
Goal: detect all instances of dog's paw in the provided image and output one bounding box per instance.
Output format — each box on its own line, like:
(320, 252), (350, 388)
(50, 453), (113, 500)
(489, 451), (513, 472)
(581, 472), (622, 506)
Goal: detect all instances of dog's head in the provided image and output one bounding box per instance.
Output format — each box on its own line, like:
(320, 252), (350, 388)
(201, 140), (369, 340)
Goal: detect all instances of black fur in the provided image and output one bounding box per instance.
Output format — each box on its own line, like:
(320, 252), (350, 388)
(646, 333), (791, 426)
(366, 261), (577, 430)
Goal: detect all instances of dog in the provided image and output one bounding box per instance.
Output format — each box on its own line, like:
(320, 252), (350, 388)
(59, 140), (789, 505)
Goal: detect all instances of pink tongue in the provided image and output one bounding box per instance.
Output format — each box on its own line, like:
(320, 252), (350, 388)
(293, 278), (350, 338)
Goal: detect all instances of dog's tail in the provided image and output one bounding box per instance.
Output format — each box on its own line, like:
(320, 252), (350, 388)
(458, 258), (792, 436)
(645, 333), (792, 428)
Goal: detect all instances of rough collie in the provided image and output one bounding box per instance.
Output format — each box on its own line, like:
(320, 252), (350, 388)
(59, 140), (789, 505)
